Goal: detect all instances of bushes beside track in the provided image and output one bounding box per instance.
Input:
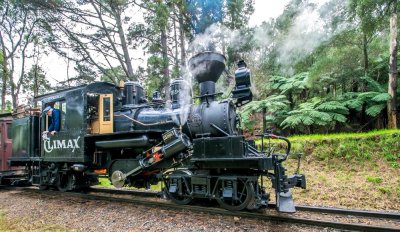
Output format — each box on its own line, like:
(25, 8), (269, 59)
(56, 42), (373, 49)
(288, 129), (400, 168)
(258, 129), (400, 211)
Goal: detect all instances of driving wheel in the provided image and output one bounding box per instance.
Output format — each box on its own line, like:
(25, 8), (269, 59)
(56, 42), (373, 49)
(216, 179), (254, 211)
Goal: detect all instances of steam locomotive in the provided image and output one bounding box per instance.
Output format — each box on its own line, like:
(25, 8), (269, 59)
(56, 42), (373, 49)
(1, 52), (306, 212)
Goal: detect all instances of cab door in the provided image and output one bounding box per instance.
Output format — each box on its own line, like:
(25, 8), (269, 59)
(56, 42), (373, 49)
(0, 120), (4, 170)
(0, 120), (12, 171)
(3, 122), (12, 170)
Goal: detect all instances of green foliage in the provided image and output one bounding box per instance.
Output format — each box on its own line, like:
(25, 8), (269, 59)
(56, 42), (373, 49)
(22, 65), (51, 97)
(145, 55), (169, 97)
(339, 76), (390, 117)
(366, 176), (382, 184)
(239, 95), (288, 130)
(378, 186), (391, 194)
(281, 97), (348, 131)
(270, 72), (309, 94)
(224, 0), (254, 30)
(283, 130), (400, 164)
(100, 66), (127, 86)
(0, 0), (397, 134)
(98, 177), (112, 187)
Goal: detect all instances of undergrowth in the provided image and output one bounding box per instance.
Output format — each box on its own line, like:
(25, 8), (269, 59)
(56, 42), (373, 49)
(261, 129), (400, 210)
(260, 129), (400, 167)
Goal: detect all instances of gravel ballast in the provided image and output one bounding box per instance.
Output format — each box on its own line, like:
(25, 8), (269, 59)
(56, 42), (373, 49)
(0, 189), (315, 232)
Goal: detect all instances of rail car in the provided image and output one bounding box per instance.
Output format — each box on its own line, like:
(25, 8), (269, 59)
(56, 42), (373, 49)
(0, 113), (29, 185)
(1, 52), (306, 212)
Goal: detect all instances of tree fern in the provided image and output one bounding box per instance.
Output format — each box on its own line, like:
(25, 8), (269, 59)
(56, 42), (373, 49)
(269, 72), (309, 94)
(339, 75), (390, 117)
(360, 75), (385, 92)
(365, 104), (386, 117)
(371, 93), (390, 102)
(239, 95), (289, 130)
(281, 97), (349, 131)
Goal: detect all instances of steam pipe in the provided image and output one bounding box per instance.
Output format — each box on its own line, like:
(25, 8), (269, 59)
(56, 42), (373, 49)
(114, 114), (175, 127)
(210, 123), (229, 136)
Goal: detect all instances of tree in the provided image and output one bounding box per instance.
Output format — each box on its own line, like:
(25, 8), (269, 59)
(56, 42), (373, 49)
(388, 0), (398, 128)
(239, 94), (288, 132)
(0, 0), (39, 109)
(269, 72), (310, 110)
(22, 65), (51, 106)
(187, 0), (224, 35)
(132, 0), (194, 98)
(36, 0), (139, 84)
(223, 0), (254, 66)
(280, 97), (349, 134)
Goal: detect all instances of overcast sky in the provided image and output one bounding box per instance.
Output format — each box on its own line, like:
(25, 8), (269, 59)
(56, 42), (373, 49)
(42, 1), (290, 86)
(249, 0), (290, 26)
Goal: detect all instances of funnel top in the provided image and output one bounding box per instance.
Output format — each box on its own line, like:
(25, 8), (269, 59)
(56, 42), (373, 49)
(188, 51), (226, 83)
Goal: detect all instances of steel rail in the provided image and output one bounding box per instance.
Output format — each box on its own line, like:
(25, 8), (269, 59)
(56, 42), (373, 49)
(14, 187), (397, 232)
(90, 187), (400, 220)
(293, 205), (400, 220)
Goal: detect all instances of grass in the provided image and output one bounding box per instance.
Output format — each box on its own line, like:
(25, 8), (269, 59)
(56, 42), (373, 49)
(288, 129), (400, 140)
(97, 177), (162, 191)
(263, 129), (400, 211)
(0, 210), (70, 232)
(98, 176), (112, 187)
(259, 129), (400, 163)
(366, 176), (382, 183)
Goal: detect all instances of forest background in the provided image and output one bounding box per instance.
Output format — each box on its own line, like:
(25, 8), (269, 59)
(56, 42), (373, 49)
(0, 0), (399, 135)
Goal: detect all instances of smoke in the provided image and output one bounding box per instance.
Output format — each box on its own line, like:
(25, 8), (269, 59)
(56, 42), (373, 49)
(188, 24), (237, 55)
(274, 0), (349, 73)
(177, 67), (193, 126)
(247, 0), (349, 74)
(179, 0), (348, 105)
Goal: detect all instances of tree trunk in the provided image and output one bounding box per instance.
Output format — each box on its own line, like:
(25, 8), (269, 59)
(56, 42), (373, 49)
(113, 7), (135, 80)
(173, 15), (179, 71)
(363, 32), (369, 75)
(161, 27), (170, 98)
(1, 46), (8, 112)
(262, 108), (266, 133)
(9, 57), (17, 109)
(34, 64), (38, 107)
(388, 3), (398, 129)
(178, 6), (186, 67)
(288, 91), (294, 110)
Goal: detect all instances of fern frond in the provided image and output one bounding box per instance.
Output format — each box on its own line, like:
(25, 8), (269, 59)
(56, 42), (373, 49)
(365, 104), (386, 117)
(316, 101), (348, 113)
(360, 76), (385, 92)
(342, 99), (363, 110)
(371, 93), (390, 102)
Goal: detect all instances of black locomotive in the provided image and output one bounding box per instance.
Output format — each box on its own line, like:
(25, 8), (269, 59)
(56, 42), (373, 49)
(6, 52), (306, 212)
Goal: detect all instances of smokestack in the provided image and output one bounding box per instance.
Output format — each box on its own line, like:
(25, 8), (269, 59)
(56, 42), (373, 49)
(188, 52), (225, 102)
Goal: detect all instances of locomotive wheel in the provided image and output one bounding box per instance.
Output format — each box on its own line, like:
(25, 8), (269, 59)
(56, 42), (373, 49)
(164, 170), (192, 205)
(165, 189), (192, 205)
(216, 180), (254, 211)
(57, 172), (75, 192)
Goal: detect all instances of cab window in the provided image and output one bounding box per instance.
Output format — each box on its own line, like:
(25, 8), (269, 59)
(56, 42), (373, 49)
(44, 100), (66, 131)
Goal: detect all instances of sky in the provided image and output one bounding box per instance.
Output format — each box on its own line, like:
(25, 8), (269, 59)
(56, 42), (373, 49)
(42, 1), (290, 86)
(249, 0), (290, 27)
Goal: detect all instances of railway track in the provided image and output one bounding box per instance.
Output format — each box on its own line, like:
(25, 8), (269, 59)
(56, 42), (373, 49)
(89, 187), (400, 220)
(3, 186), (400, 231)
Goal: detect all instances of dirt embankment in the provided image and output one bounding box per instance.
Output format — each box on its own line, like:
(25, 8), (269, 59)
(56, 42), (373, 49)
(274, 130), (400, 211)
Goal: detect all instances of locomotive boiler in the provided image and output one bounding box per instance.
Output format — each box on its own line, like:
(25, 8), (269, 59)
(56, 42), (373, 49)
(6, 51), (306, 212)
